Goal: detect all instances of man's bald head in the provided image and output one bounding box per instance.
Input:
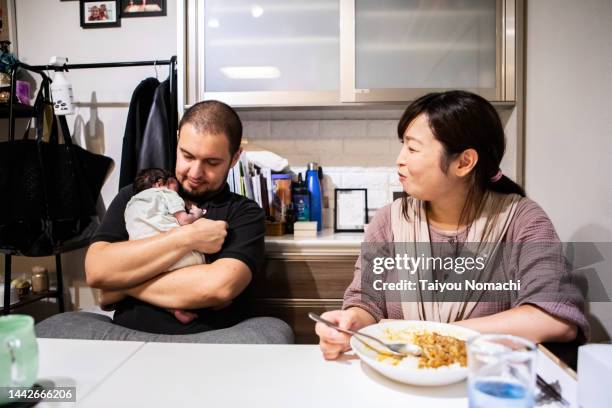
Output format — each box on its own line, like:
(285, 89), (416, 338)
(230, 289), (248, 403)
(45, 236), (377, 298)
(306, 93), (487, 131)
(178, 100), (242, 156)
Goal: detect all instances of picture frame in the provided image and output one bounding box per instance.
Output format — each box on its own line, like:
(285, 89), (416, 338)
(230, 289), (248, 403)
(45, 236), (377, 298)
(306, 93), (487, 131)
(80, 0), (121, 29)
(0, 0), (18, 54)
(120, 0), (166, 18)
(334, 188), (368, 233)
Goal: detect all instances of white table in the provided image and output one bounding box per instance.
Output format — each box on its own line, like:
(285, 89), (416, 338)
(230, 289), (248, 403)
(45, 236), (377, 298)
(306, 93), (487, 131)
(33, 339), (576, 407)
(80, 344), (467, 408)
(35, 339), (145, 406)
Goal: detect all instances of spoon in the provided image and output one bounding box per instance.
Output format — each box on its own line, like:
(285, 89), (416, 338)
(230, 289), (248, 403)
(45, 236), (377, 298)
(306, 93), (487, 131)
(308, 312), (421, 358)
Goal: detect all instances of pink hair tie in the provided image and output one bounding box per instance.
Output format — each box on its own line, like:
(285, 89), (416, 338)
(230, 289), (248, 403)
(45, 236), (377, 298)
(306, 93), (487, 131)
(491, 169), (503, 183)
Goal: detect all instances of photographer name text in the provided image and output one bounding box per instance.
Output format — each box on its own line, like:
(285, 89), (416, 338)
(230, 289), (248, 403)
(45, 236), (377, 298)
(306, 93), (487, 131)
(372, 279), (521, 292)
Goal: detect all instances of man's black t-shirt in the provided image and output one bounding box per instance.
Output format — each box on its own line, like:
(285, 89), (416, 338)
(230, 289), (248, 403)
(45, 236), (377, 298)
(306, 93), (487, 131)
(91, 183), (265, 335)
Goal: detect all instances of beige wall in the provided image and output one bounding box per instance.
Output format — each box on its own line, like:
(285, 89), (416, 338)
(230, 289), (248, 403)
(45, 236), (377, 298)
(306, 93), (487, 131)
(524, 0), (612, 340)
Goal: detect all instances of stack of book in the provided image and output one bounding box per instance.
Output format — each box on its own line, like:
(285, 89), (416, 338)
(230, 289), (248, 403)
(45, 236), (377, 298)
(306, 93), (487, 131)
(293, 221), (318, 237)
(227, 151), (273, 217)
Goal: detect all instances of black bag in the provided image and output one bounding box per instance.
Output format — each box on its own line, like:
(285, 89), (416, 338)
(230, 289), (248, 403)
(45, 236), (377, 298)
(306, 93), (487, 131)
(0, 78), (114, 256)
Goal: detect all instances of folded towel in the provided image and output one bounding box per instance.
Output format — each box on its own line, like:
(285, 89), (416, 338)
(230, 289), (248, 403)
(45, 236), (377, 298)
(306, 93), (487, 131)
(245, 150), (289, 172)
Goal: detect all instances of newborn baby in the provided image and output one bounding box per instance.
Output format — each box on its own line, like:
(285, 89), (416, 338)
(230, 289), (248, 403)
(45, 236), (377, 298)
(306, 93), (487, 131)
(125, 168), (206, 270)
(104, 168), (205, 324)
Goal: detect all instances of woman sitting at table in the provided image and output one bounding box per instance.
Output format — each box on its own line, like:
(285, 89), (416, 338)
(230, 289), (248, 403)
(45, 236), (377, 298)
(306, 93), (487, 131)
(316, 91), (588, 360)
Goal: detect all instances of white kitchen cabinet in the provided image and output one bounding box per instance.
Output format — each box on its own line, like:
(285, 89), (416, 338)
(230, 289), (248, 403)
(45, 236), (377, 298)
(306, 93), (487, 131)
(342, 0), (514, 102)
(179, 0), (520, 107)
(181, 0), (341, 107)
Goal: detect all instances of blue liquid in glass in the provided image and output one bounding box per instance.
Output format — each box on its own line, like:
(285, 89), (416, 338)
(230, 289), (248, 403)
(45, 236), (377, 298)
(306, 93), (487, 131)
(469, 379), (533, 408)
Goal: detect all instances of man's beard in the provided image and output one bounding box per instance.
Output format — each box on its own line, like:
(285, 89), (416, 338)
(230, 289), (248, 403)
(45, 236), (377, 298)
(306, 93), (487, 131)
(179, 183), (214, 203)
(178, 169), (231, 203)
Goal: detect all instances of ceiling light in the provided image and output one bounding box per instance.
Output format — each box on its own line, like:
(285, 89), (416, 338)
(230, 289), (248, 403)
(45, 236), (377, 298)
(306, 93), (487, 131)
(251, 5), (264, 18)
(220, 66), (281, 79)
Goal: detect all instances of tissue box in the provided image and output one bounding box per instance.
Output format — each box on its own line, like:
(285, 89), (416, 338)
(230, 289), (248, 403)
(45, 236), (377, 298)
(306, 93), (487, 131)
(578, 344), (612, 408)
(293, 221), (318, 237)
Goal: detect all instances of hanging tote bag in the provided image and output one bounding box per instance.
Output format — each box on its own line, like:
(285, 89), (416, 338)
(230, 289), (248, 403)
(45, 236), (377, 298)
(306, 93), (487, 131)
(0, 78), (114, 256)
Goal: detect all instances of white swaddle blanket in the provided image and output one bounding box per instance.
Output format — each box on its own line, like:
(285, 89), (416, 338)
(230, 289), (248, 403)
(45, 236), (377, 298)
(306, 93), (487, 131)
(125, 187), (205, 270)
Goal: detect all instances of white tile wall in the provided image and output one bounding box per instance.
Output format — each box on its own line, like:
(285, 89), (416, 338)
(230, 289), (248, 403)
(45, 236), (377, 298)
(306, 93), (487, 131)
(242, 104), (519, 227)
(243, 118), (405, 226)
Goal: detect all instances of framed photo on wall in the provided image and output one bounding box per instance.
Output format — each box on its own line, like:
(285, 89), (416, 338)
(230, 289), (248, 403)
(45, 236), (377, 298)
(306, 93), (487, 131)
(80, 0), (121, 28)
(121, 0), (166, 18)
(334, 188), (368, 233)
(0, 0), (18, 54)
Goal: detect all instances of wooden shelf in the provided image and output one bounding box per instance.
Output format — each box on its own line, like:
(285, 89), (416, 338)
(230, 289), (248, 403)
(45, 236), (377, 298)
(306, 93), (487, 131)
(0, 102), (35, 118)
(1, 289), (59, 313)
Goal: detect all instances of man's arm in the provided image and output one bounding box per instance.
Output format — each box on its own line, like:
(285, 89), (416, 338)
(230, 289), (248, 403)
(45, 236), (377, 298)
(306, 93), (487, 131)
(122, 258), (252, 309)
(85, 218), (228, 290)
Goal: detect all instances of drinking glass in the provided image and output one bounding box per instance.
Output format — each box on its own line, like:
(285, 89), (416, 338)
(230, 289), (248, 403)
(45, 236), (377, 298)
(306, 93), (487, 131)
(468, 334), (537, 408)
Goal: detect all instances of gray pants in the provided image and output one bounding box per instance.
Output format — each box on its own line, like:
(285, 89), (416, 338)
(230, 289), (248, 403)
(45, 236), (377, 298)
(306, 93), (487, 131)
(35, 312), (294, 344)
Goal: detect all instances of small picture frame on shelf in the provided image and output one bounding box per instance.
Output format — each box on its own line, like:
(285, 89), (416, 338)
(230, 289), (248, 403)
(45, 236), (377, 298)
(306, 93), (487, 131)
(334, 188), (368, 233)
(120, 0), (166, 18)
(80, 0), (121, 29)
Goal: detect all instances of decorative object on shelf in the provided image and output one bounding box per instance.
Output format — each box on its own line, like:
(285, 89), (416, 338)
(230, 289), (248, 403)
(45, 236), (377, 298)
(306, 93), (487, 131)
(0, 72), (9, 103)
(15, 79), (30, 105)
(31, 266), (50, 294)
(80, 0), (121, 28)
(334, 188), (368, 233)
(11, 278), (31, 298)
(121, 0), (166, 18)
(0, 41), (16, 103)
(0, 40), (15, 74)
(0, 40), (31, 106)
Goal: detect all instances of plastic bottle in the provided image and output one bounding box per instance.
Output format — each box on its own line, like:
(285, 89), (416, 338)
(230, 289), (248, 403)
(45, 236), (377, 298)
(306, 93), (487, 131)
(50, 69), (75, 115)
(271, 173), (292, 223)
(292, 173), (310, 222)
(306, 162), (322, 231)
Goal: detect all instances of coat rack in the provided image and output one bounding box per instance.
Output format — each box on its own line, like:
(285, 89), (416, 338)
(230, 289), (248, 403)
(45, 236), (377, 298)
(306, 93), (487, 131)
(2, 56), (177, 315)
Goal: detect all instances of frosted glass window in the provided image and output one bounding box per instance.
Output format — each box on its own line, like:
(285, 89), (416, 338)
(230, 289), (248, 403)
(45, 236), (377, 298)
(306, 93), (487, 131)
(204, 0), (339, 92)
(355, 0), (497, 89)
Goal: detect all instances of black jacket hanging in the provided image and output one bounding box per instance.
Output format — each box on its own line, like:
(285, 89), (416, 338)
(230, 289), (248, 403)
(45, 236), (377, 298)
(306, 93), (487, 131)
(118, 77), (159, 189)
(137, 78), (177, 173)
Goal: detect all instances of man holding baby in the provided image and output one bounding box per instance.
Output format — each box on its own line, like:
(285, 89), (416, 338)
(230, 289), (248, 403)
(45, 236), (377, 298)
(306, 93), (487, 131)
(36, 101), (294, 344)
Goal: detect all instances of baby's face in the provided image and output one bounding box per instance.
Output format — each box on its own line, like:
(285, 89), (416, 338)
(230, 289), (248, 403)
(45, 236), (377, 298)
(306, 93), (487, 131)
(165, 177), (179, 192)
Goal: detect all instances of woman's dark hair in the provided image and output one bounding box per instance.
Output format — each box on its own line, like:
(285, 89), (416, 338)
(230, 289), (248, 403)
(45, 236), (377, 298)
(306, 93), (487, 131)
(133, 168), (176, 194)
(397, 90), (525, 222)
(179, 100), (242, 156)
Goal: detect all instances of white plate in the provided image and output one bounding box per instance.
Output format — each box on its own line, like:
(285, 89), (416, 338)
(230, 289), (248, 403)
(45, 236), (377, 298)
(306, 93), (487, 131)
(351, 320), (479, 386)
